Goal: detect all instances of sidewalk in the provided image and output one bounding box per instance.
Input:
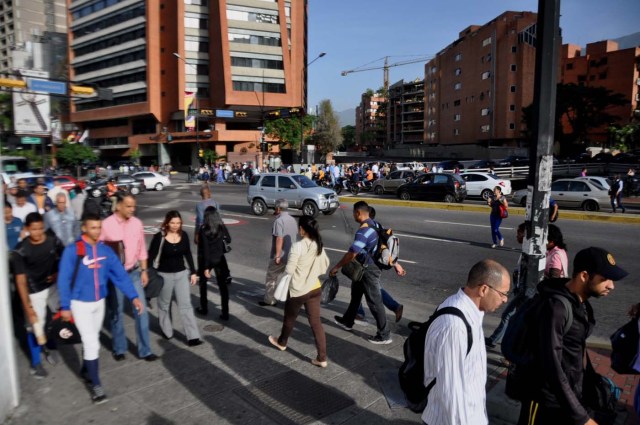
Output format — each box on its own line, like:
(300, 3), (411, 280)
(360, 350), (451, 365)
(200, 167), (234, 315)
(4, 262), (638, 425)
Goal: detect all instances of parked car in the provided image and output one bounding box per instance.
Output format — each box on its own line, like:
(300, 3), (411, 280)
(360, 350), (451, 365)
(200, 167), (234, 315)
(498, 155), (529, 167)
(23, 175), (55, 190)
(459, 172), (512, 200)
(468, 160), (497, 169)
(612, 153), (640, 164)
(372, 170), (419, 195)
(132, 171), (171, 191)
(247, 173), (339, 218)
(574, 176), (610, 191)
(512, 179), (608, 211)
(436, 160), (465, 171)
(86, 175), (146, 198)
(396, 173), (467, 203)
(53, 175), (86, 191)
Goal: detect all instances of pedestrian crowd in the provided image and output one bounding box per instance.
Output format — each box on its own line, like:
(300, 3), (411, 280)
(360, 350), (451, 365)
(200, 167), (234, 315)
(2, 174), (637, 425)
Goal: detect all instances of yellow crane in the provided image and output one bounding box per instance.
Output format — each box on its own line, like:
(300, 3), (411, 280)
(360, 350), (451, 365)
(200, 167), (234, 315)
(340, 55), (433, 94)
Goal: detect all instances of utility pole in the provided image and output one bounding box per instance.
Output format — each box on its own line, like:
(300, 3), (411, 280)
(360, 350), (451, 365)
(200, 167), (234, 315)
(522, 0), (561, 294)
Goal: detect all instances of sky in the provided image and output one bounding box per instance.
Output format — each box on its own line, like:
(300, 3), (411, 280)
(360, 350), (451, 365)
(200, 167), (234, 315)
(307, 0), (640, 115)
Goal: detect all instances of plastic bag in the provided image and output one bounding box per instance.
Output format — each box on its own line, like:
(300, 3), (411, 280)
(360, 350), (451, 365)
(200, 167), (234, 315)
(321, 275), (340, 304)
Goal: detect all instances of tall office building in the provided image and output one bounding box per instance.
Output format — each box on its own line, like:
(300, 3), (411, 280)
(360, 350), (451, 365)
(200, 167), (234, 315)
(387, 78), (424, 147)
(355, 91), (386, 151)
(424, 11), (539, 152)
(67, 0), (307, 166)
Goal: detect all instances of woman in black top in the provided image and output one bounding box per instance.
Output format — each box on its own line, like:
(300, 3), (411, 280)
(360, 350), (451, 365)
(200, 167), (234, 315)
(148, 210), (202, 346)
(198, 206), (232, 320)
(487, 186), (508, 248)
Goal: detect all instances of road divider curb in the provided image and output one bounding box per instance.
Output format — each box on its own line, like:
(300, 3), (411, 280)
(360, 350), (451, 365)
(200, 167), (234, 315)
(338, 196), (640, 224)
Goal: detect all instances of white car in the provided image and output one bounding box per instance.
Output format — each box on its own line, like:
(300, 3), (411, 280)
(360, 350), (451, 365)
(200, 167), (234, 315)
(459, 172), (512, 200)
(132, 171), (171, 191)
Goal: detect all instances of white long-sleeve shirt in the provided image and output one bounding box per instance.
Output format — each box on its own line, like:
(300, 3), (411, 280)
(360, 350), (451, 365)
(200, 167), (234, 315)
(422, 289), (488, 425)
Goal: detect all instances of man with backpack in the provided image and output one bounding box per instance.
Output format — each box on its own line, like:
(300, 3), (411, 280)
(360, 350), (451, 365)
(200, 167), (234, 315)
(420, 259), (510, 424)
(513, 247), (628, 425)
(330, 201), (391, 345)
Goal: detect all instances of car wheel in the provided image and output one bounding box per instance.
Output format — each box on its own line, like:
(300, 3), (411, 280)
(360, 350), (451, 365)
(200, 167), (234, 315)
(583, 200), (599, 212)
(302, 201), (319, 218)
(374, 186), (384, 195)
(91, 189), (102, 198)
(520, 197), (527, 207)
(322, 208), (337, 216)
(444, 194), (455, 203)
(399, 191), (411, 201)
(154, 182), (164, 191)
(251, 199), (268, 216)
(130, 186), (140, 195)
(481, 189), (493, 201)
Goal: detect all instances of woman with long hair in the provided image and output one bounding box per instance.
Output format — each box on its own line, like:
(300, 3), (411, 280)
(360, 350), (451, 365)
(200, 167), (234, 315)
(487, 186), (508, 248)
(148, 210), (202, 346)
(198, 206), (232, 320)
(545, 224), (569, 279)
(268, 216), (330, 367)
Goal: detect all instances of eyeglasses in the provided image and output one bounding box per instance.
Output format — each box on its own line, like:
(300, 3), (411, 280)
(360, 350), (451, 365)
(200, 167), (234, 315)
(485, 284), (509, 299)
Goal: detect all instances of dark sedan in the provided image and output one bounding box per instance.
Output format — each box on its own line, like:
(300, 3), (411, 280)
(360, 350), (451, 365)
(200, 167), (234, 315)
(468, 160), (497, 169)
(396, 173), (467, 203)
(498, 155), (529, 167)
(86, 176), (146, 198)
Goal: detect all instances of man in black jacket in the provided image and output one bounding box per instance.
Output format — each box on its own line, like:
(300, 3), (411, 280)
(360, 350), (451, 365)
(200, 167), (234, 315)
(518, 247), (628, 425)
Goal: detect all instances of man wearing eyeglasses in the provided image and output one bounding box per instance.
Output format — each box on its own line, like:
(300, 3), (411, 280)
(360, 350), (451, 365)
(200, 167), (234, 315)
(422, 259), (510, 425)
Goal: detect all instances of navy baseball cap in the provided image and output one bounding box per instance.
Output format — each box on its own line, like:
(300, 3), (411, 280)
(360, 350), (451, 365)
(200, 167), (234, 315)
(573, 247), (628, 281)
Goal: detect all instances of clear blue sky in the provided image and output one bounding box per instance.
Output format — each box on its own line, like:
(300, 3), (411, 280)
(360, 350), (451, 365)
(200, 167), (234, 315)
(307, 0), (640, 116)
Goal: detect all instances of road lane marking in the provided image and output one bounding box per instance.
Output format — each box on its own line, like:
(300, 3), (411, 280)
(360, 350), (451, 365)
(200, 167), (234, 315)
(395, 232), (469, 245)
(323, 247), (417, 264)
(423, 219), (514, 230)
(138, 203), (269, 220)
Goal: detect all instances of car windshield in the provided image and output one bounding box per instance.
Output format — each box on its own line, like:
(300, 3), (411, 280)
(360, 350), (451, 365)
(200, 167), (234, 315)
(291, 175), (316, 188)
(588, 180), (606, 190)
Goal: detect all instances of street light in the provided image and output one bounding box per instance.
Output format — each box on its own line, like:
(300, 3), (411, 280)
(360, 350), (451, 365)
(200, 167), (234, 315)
(300, 52), (326, 167)
(173, 52), (200, 166)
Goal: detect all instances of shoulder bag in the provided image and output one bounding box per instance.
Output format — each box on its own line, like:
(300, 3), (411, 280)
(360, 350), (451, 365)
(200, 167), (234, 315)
(145, 233), (165, 298)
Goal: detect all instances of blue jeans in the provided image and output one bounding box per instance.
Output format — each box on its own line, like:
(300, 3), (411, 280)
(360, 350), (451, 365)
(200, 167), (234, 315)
(490, 214), (503, 244)
(107, 270), (152, 358)
(487, 293), (527, 345)
(341, 267), (390, 340)
(357, 288), (400, 317)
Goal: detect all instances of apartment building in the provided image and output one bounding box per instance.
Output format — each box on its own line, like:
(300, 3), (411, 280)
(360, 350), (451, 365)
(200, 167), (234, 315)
(387, 78), (424, 147)
(67, 0), (307, 166)
(425, 11), (539, 149)
(355, 91), (386, 151)
(561, 40), (640, 144)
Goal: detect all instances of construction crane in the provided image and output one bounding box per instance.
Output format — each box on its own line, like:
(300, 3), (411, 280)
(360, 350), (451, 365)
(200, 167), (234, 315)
(341, 55), (433, 94)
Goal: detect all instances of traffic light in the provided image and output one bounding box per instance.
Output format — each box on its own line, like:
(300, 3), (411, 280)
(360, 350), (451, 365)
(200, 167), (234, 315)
(198, 149), (204, 157)
(267, 143), (273, 152)
(0, 78), (27, 89)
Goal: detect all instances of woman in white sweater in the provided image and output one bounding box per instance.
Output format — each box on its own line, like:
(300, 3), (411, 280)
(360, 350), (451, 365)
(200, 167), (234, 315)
(268, 216), (330, 367)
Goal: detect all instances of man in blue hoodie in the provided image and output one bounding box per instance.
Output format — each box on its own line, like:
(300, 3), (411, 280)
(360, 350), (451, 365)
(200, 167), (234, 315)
(57, 213), (143, 404)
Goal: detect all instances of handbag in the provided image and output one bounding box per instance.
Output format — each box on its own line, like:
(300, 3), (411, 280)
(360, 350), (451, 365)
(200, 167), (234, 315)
(341, 259), (366, 282)
(320, 275), (340, 304)
(583, 352), (620, 425)
(274, 273), (291, 302)
(499, 203), (509, 218)
(48, 311), (82, 345)
(145, 233), (165, 298)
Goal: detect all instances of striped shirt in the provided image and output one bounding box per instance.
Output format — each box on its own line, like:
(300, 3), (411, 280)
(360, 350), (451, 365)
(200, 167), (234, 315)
(422, 289), (488, 425)
(348, 219), (378, 266)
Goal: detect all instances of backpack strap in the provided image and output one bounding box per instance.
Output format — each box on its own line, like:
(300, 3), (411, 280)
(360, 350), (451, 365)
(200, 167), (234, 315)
(432, 306), (473, 355)
(70, 240), (86, 292)
(550, 294), (574, 335)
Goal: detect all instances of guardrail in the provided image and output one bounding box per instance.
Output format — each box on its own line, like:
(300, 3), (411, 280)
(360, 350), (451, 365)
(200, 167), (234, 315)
(462, 163), (637, 180)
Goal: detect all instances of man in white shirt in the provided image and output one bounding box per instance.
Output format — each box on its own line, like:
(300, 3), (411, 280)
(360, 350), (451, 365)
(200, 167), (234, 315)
(371, 163), (379, 179)
(12, 190), (37, 222)
(422, 259), (510, 425)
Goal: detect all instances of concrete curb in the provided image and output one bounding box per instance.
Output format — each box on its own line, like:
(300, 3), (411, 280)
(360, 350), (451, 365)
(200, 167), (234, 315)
(338, 196), (640, 224)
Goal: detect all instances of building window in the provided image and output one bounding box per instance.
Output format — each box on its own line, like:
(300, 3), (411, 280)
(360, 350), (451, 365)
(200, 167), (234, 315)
(566, 63), (573, 70)
(510, 85), (516, 93)
(481, 108), (490, 116)
(578, 75), (586, 83)
(511, 45), (517, 53)
(453, 114), (461, 121)
(589, 75), (596, 81)
(455, 68), (462, 76)
(486, 53), (492, 62)
(509, 104), (516, 112)
(599, 72), (607, 80)
(482, 37), (492, 47)
(430, 66), (437, 74)
(509, 123), (515, 130)
(454, 82), (461, 90)
(481, 124), (490, 133)
(453, 99), (460, 107)
(481, 71), (491, 80)
(228, 31), (281, 47)
(589, 59), (597, 67)
(454, 128), (460, 136)
(510, 64), (517, 72)
(454, 53), (462, 62)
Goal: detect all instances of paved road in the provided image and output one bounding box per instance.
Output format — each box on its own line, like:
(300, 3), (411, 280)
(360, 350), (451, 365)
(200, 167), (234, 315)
(137, 182), (639, 340)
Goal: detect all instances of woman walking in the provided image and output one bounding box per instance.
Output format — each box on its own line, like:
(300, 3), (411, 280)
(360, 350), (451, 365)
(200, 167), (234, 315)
(544, 224), (568, 279)
(148, 210), (202, 346)
(487, 186), (508, 248)
(268, 216), (330, 367)
(198, 206), (232, 320)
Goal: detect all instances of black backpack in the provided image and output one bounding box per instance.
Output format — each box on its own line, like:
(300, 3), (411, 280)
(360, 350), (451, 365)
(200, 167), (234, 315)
(398, 307), (472, 412)
(610, 318), (640, 375)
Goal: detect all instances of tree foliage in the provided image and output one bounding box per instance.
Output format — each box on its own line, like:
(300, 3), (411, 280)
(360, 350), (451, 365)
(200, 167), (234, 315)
(609, 123), (640, 152)
(55, 141), (97, 167)
(203, 148), (218, 166)
(311, 99), (342, 154)
(340, 125), (356, 150)
(264, 115), (314, 149)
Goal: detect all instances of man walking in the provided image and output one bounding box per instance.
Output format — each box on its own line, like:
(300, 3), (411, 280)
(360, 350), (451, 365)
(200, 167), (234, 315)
(260, 199), (297, 306)
(101, 194), (157, 362)
(330, 201), (392, 344)
(610, 174), (625, 213)
(516, 247), (628, 425)
(44, 193), (80, 246)
(423, 259), (510, 425)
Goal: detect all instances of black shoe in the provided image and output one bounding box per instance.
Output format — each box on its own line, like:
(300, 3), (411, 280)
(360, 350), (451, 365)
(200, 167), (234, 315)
(90, 385), (109, 405)
(226, 276), (233, 285)
(333, 316), (353, 331)
(160, 330), (172, 340)
(258, 301), (277, 307)
(220, 313), (229, 321)
(188, 339), (203, 347)
(195, 307), (208, 316)
(112, 353), (125, 362)
(484, 337), (496, 349)
(142, 354), (158, 362)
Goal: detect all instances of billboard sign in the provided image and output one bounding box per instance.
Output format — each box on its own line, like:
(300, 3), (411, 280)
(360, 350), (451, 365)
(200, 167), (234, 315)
(13, 69), (51, 135)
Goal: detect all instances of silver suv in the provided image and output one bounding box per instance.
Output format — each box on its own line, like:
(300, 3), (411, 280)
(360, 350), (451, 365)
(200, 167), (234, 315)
(247, 173), (340, 218)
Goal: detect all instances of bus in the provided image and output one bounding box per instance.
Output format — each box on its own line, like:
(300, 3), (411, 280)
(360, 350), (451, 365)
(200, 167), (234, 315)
(1, 156), (34, 184)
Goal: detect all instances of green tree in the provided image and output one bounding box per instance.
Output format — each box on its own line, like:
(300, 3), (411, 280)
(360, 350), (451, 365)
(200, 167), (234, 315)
(56, 141), (97, 176)
(340, 125), (356, 150)
(609, 123), (640, 152)
(264, 115), (314, 149)
(129, 147), (142, 165)
(203, 148), (218, 166)
(311, 99), (342, 154)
